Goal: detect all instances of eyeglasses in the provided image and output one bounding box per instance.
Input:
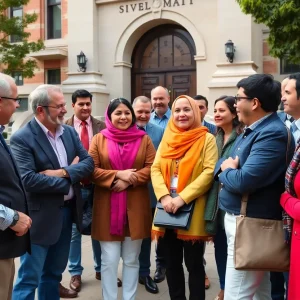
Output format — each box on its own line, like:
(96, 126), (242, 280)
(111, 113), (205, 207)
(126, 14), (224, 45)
(41, 103), (67, 110)
(0, 96), (21, 104)
(234, 96), (253, 104)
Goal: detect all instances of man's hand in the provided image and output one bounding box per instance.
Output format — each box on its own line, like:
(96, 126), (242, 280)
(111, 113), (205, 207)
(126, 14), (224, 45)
(116, 169), (138, 185)
(111, 179), (130, 192)
(221, 156), (239, 171)
(39, 169), (64, 178)
(171, 196), (186, 214)
(71, 156), (79, 165)
(160, 195), (173, 213)
(10, 211), (32, 237)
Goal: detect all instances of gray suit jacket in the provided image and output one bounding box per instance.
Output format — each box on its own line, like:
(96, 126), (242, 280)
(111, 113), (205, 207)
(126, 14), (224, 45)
(146, 122), (164, 208)
(10, 118), (94, 246)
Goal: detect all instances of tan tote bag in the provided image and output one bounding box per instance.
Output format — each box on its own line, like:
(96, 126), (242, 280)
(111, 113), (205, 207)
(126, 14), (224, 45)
(234, 194), (290, 272)
(234, 127), (292, 272)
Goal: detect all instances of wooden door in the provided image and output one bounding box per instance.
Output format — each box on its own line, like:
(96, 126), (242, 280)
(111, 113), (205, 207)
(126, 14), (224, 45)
(132, 25), (196, 102)
(166, 71), (196, 105)
(134, 73), (165, 99)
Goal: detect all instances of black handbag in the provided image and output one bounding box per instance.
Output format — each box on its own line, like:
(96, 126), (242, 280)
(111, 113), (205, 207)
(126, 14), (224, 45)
(153, 200), (195, 230)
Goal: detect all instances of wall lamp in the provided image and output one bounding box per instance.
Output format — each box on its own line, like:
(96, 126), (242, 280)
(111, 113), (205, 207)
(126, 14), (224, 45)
(225, 39), (235, 63)
(77, 51), (88, 72)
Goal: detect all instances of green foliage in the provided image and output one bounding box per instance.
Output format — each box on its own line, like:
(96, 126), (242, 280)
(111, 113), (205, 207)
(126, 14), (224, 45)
(236, 0), (300, 64)
(0, 0), (44, 78)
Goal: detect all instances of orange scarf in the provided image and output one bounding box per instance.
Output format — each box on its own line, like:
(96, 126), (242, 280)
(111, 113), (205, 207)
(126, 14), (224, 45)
(160, 95), (208, 193)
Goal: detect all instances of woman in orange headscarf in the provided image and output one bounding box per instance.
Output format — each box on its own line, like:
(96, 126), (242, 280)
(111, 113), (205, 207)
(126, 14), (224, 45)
(151, 95), (218, 300)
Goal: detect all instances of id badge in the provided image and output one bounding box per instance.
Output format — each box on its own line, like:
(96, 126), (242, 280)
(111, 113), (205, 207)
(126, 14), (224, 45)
(170, 176), (178, 189)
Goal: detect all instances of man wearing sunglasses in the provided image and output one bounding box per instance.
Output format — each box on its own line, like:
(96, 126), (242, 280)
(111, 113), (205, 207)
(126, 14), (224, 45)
(0, 73), (32, 300)
(9, 84), (94, 300)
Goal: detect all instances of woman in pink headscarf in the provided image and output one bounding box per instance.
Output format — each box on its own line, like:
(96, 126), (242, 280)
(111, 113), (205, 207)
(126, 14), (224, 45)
(89, 98), (156, 300)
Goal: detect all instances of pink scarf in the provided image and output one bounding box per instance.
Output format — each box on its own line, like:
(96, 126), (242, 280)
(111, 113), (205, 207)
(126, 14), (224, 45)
(101, 110), (146, 236)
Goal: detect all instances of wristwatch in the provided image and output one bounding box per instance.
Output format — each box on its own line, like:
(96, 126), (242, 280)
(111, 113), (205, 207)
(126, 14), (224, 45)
(61, 168), (67, 177)
(10, 210), (19, 227)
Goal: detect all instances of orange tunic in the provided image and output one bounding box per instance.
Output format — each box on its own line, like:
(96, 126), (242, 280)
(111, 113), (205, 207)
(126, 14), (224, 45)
(89, 133), (156, 241)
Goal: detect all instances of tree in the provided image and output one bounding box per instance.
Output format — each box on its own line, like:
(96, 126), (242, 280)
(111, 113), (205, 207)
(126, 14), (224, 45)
(0, 0), (44, 78)
(236, 0), (300, 64)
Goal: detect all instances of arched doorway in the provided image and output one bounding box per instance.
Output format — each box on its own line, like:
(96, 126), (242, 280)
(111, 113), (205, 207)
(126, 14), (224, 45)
(131, 25), (196, 104)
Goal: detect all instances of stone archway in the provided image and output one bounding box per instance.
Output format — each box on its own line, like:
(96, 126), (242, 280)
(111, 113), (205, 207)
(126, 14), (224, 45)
(114, 10), (206, 67)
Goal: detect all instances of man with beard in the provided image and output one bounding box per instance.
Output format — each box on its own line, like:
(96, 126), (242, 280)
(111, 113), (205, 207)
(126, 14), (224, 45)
(150, 86), (171, 129)
(10, 85), (94, 300)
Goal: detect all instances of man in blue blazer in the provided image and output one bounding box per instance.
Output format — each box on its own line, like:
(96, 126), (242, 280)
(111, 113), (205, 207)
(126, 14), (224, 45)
(194, 95), (216, 134)
(10, 85), (94, 300)
(216, 74), (294, 299)
(133, 96), (164, 294)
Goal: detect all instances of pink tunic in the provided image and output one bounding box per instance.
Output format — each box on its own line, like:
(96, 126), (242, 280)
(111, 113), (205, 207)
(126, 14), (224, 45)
(280, 171), (300, 300)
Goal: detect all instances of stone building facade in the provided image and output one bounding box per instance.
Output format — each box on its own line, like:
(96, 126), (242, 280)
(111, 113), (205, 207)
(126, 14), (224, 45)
(2, 0), (296, 128)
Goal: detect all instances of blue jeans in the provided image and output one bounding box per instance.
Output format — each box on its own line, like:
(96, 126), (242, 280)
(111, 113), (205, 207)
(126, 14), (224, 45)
(12, 207), (72, 300)
(68, 187), (101, 275)
(214, 226), (227, 290)
(68, 223), (102, 275)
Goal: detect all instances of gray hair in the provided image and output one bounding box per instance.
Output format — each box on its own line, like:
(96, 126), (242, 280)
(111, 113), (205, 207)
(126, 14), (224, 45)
(0, 73), (13, 97)
(132, 96), (152, 108)
(30, 85), (62, 114)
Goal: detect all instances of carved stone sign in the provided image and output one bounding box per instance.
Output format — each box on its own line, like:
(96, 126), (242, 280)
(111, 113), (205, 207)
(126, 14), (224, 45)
(119, 0), (194, 13)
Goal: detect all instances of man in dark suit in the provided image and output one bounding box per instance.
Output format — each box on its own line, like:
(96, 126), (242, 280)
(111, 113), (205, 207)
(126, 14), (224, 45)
(0, 74), (32, 300)
(133, 96), (164, 294)
(10, 85), (94, 300)
(217, 74), (294, 298)
(194, 95), (217, 134)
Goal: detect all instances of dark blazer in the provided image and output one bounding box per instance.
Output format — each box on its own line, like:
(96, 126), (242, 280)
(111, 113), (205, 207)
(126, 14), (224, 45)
(65, 115), (106, 136)
(146, 122), (164, 208)
(216, 113), (295, 219)
(203, 120), (217, 135)
(0, 137), (30, 259)
(10, 118), (94, 246)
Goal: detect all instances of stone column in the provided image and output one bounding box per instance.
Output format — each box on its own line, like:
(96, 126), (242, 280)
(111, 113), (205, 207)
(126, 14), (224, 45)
(208, 0), (262, 101)
(62, 0), (109, 118)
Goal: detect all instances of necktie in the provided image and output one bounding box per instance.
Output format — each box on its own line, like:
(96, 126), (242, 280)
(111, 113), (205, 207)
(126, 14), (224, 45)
(81, 121), (89, 151)
(80, 121), (91, 186)
(138, 126), (146, 131)
(288, 116), (295, 123)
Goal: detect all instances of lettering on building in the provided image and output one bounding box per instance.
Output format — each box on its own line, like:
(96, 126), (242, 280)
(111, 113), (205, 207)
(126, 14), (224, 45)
(119, 0), (193, 13)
